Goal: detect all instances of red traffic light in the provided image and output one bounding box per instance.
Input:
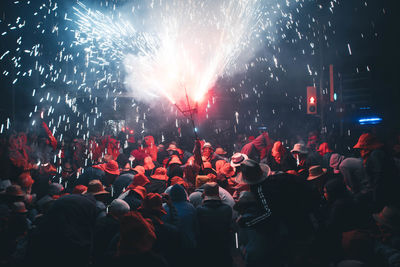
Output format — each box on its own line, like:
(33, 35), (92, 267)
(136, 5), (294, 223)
(307, 86), (317, 114)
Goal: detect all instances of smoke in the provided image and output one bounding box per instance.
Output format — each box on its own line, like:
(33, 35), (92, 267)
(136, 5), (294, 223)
(122, 0), (265, 106)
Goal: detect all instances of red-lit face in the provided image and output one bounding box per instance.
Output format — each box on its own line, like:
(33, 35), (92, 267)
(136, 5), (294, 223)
(202, 147), (213, 158)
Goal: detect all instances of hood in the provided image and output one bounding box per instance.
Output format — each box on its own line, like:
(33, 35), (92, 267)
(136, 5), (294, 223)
(271, 141), (285, 160)
(169, 184), (187, 202)
(317, 142), (333, 156)
(252, 133), (271, 151)
(144, 136), (155, 146)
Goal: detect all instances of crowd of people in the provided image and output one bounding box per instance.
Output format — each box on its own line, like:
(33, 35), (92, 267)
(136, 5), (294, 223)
(1, 122), (400, 267)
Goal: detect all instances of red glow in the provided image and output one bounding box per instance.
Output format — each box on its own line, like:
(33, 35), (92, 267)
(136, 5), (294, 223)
(309, 96), (315, 104)
(130, 130), (134, 134)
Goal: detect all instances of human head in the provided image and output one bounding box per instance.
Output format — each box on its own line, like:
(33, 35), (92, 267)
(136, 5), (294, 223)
(202, 182), (220, 201)
(109, 199), (130, 220)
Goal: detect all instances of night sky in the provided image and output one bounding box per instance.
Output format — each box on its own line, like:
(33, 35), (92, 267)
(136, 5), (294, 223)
(0, 0), (398, 145)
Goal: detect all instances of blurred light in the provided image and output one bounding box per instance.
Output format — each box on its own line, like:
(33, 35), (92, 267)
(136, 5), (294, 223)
(309, 96), (315, 104)
(194, 127), (198, 132)
(333, 93), (337, 101)
(358, 117), (382, 125)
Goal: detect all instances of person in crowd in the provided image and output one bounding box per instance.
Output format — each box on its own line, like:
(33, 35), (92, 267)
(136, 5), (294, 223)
(113, 211), (168, 267)
(291, 143), (310, 179)
(144, 155), (158, 177)
(84, 180), (108, 219)
(264, 141), (297, 172)
(317, 142), (334, 171)
(117, 173), (149, 211)
(163, 184), (197, 250)
(307, 165), (329, 197)
(189, 178), (235, 210)
(354, 133), (400, 210)
(166, 154), (184, 180)
(53, 161), (77, 193)
(237, 159), (318, 266)
(92, 199), (130, 266)
(141, 136), (158, 162)
(196, 182), (233, 267)
(214, 147), (229, 162)
(26, 194), (97, 267)
(75, 159), (120, 187)
(138, 193), (182, 267)
(329, 153), (345, 176)
(146, 167), (168, 194)
(338, 156), (366, 194)
(241, 132), (272, 162)
(112, 153), (138, 197)
(235, 191), (281, 267)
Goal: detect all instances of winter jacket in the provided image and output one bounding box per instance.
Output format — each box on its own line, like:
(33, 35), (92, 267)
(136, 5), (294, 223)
(339, 157), (366, 194)
(196, 199), (233, 266)
(163, 184), (198, 249)
(189, 185), (235, 209)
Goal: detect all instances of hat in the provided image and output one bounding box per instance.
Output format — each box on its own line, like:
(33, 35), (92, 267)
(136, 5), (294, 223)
(72, 185), (87, 194)
(202, 142), (213, 150)
(307, 165), (327, 181)
(0, 180), (12, 192)
(170, 176), (189, 189)
(49, 183), (64, 196)
(195, 175), (212, 188)
(215, 147), (227, 155)
(236, 159), (270, 185)
(93, 160), (120, 176)
(18, 172), (34, 189)
(133, 165), (145, 174)
(353, 133), (383, 150)
(131, 173), (150, 187)
(109, 199), (130, 215)
(138, 193), (167, 215)
(151, 167), (168, 181)
(220, 162), (235, 178)
(373, 206), (400, 231)
(132, 186), (147, 199)
(230, 153), (249, 168)
(203, 182), (220, 201)
(11, 201), (28, 214)
(330, 153), (345, 174)
(169, 155), (182, 165)
(118, 211), (156, 255)
(86, 179), (109, 195)
(317, 142), (333, 152)
(291, 143), (308, 154)
(0, 185), (25, 201)
(105, 160), (120, 175)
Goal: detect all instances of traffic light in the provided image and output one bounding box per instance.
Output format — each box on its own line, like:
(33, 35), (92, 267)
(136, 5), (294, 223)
(307, 86), (317, 114)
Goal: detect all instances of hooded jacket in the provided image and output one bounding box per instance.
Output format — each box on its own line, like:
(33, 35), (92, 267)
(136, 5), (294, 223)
(241, 133), (272, 162)
(27, 194), (97, 267)
(163, 184), (198, 249)
(142, 136), (158, 162)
